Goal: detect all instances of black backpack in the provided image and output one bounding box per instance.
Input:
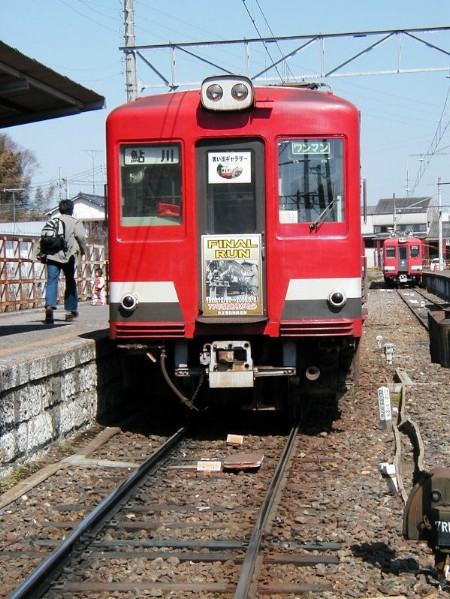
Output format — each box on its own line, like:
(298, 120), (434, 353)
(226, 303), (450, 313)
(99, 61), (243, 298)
(40, 217), (68, 255)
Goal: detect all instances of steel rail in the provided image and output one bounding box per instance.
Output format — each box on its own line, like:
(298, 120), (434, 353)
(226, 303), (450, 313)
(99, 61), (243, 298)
(397, 288), (431, 329)
(234, 423), (300, 599)
(8, 426), (187, 599)
(393, 369), (426, 504)
(391, 290), (428, 502)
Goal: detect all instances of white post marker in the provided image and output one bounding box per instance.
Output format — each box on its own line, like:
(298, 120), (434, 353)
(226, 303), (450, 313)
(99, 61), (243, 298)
(383, 342), (395, 364)
(378, 386), (392, 430)
(378, 462), (399, 493)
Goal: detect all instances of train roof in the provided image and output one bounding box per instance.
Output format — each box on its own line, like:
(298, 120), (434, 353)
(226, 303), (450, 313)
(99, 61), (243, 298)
(107, 81), (358, 122)
(383, 235), (423, 244)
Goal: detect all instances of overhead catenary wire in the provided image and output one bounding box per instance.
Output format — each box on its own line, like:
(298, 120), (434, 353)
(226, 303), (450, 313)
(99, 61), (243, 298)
(241, 0), (286, 84)
(251, 0), (296, 81)
(410, 80), (450, 195)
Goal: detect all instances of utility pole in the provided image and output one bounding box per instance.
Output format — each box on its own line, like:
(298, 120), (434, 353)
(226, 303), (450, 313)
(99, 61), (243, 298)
(124, 0), (138, 102)
(4, 188), (25, 233)
(392, 193), (396, 234)
(57, 167), (69, 200)
(83, 150), (102, 195)
(437, 178), (450, 269)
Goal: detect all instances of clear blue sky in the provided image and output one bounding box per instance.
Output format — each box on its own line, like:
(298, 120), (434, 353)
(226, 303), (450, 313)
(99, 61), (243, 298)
(2, 0), (450, 206)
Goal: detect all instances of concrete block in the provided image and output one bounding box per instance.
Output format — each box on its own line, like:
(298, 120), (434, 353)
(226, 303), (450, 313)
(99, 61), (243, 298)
(0, 335), (123, 471)
(28, 412), (54, 451)
(16, 385), (44, 422)
(0, 395), (15, 430)
(0, 429), (17, 464)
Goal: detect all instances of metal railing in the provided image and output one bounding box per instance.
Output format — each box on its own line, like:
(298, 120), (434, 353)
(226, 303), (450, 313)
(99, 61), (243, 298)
(0, 235), (107, 312)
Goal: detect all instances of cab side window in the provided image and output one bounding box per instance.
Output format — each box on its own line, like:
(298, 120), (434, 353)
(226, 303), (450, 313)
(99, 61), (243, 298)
(120, 144), (182, 226)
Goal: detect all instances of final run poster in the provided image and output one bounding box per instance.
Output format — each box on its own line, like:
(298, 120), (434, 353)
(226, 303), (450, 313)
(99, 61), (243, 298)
(202, 234), (263, 316)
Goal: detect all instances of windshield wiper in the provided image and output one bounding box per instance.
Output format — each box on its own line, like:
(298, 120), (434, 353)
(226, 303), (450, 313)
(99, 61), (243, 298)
(309, 199), (334, 231)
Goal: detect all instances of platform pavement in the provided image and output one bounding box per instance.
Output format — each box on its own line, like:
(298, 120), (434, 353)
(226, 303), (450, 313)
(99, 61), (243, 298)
(0, 302), (110, 366)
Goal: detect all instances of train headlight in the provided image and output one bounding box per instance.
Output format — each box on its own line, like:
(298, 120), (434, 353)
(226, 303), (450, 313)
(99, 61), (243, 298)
(328, 288), (347, 309)
(121, 293), (138, 312)
(205, 83), (223, 102)
(231, 83), (249, 101)
(201, 75), (254, 111)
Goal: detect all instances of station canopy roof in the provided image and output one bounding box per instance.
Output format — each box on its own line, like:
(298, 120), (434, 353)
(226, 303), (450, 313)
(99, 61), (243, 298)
(0, 41), (105, 128)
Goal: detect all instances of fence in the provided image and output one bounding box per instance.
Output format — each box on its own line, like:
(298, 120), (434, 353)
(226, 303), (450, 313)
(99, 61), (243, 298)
(0, 235), (107, 312)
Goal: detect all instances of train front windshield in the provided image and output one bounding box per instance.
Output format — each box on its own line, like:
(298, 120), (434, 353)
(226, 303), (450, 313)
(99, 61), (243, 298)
(410, 244), (420, 258)
(119, 143), (183, 226)
(205, 149), (257, 234)
(278, 138), (344, 225)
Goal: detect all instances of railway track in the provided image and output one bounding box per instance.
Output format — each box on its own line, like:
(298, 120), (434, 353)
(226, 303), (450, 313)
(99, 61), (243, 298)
(7, 407), (360, 598)
(391, 288), (438, 503)
(392, 285), (450, 585)
(9, 426), (187, 598)
(6, 285), (450, 597)
(8, 418), (301, 597)
(397, 286), (449, 329)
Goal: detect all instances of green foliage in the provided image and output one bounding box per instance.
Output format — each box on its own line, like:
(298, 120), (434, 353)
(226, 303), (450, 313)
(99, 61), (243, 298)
(0, 132), (39, 221)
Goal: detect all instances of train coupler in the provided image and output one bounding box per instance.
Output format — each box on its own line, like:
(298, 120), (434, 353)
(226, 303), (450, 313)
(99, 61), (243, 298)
(198, 340), (296, 389)
(200, 340), (254, 388)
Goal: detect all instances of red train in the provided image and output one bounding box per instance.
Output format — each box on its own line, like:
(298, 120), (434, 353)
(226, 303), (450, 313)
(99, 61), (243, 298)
(382, 236), (423, 287)
(106, 75), (364, 416)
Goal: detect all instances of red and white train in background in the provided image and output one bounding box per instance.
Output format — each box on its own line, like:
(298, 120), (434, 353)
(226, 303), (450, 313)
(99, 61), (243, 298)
(106, 74), (365, 415)
(382, 236), (424, 287)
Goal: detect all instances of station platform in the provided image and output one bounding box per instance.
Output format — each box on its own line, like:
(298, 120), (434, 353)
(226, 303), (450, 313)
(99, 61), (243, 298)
(0, 302), (110, 367)
(0, 303), (122, 473)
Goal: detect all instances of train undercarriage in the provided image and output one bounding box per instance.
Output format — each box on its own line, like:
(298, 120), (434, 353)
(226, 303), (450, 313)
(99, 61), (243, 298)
(384, 273), (422, 288)
(120, 335), (360, 419)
